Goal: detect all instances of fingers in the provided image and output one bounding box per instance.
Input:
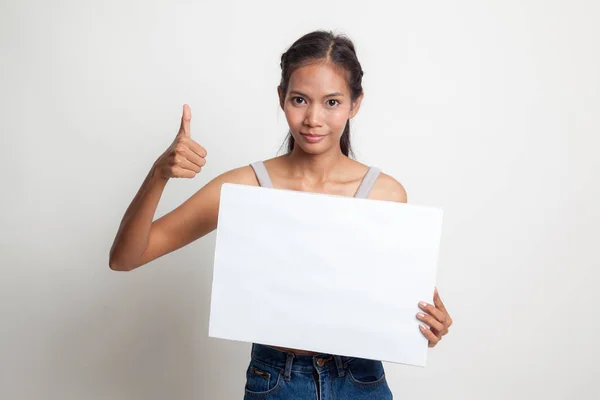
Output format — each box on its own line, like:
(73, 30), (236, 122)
(171, 142), (206, 173)
(415, 292), (452, 349)
(163, 139), (206, 179)
(175, 104), (206, 157)
(416, 311), (445, 333)
(184, 136), (208, 158)
(178, 156), (202, 174)
(418, 301), (446, 326)
(183, 147), (207, 170)
(416, 288), (453, 347)
(179, 104), (192, 137)
(176, 137), (206, 166)
(433, 288), (453, 327)
(171, 166), (197, 179)
(433, 287), (447, 313)
(156, 104), (206, 180)
(419, 324), (441, 348)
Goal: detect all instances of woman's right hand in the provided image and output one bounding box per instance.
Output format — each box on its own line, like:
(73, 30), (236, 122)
(154, 104), (207, 180)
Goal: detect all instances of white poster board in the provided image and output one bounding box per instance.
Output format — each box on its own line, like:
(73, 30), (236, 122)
(209, 183), (443, 367)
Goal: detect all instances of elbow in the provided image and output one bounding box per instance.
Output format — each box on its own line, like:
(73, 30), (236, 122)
(109, 240), (136, 271)
(109, 259), (128, 272)
(109, 253), (135, 272)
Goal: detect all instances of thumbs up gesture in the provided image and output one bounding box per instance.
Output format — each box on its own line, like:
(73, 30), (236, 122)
(154, 104), (207, 180)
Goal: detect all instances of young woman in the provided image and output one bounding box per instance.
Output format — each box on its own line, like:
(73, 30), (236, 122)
(109, 30), (452, 400)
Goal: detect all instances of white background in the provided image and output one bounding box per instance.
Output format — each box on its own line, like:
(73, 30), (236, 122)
(1, 0), (598, 399)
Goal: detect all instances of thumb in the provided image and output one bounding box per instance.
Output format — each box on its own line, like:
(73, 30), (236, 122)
(179, 104), (192, 136)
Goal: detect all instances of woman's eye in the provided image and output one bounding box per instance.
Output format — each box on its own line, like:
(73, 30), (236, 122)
(327, 99), (340, 107)
(292, 97), (305, 104)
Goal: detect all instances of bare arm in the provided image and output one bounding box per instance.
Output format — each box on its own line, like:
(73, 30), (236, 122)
(108, 104), (256, 271)
(109, 165), (256, 271)
(108, 165), (169, 271)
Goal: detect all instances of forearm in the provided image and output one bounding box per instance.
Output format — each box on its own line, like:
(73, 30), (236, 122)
(109, 164), (168, 271)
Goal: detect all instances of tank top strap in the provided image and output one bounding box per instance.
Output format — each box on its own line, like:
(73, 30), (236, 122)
(251, 161), (380, 197)
(354, 166), (382, 199)
(250, 161), (274, 188)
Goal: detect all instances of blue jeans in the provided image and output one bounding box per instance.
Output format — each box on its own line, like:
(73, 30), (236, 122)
(244, 344), (393, 399)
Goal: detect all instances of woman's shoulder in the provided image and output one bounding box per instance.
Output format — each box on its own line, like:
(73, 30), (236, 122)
(370, 169), (408, 203)
(209, 163), (261, 187)
(340, 158), (406, 203)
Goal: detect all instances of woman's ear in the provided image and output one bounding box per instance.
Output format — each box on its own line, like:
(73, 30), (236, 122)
(277, 86), (284, 110)
(349, 91), (364, 119)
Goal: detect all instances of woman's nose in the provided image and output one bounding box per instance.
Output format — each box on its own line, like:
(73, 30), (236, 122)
(303, 105), (322, 128)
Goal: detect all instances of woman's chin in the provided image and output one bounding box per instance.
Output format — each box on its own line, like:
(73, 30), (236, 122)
(292, 135), (337, 155)
(295, 142), (330, 155)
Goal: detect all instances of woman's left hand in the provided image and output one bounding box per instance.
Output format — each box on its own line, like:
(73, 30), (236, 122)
(416, 287), (452, 348)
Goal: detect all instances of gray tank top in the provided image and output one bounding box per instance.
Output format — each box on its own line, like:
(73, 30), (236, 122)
(250, 161), (381, 199)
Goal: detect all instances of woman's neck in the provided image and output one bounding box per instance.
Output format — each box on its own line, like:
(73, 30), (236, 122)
(285, 145), (349, 183)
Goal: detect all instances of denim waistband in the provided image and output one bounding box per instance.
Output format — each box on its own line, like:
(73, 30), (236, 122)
(251, 343), (355, 375)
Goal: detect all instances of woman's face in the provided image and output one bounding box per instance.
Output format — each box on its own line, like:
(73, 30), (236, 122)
(279, 61), (362, 155)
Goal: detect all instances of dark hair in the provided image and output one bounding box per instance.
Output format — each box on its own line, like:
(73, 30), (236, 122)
(279, 30), (364, 158)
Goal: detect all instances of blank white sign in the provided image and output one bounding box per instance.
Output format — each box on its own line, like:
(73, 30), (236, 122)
(209, 183), (443, 367)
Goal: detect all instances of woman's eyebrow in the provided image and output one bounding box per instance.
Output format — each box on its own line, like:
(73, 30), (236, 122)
(289, 90), (345, 99)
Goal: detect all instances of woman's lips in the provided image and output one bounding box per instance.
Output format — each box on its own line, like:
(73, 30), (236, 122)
(300, 133), (326, 143)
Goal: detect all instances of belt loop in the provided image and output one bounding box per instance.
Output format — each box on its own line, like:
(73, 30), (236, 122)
(284, 352), (295, 381)
(334, 355), (345, 377)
